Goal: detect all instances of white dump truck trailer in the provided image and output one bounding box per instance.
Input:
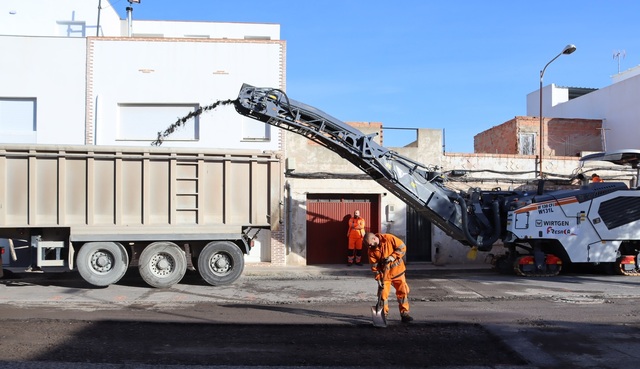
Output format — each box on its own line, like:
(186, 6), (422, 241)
(0, 144), (282, 288)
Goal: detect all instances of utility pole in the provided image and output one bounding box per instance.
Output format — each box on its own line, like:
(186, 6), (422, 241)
(96, 0), (102, 37)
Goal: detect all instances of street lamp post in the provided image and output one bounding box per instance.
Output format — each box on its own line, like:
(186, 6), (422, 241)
(539, 44), (576, 178)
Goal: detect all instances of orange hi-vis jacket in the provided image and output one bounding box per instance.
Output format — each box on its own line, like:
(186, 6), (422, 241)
(347, 217), (366, 239)
(368, 233), (407, 280)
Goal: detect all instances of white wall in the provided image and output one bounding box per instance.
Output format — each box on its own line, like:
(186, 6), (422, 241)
(0, 1), (279, 40)
(0, 0), (121, 37)
(0, 1), (285, 151)
(90, 38), (284, 150)
(0, 36), (87, 144)
(612, 65), (640, 84)
(131, 20), (280, 40)
(527, 73), (640, 151)
(526, 84), (571, 117)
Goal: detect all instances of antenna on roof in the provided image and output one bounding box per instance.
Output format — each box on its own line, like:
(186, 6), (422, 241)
(613, 50), (626, 74)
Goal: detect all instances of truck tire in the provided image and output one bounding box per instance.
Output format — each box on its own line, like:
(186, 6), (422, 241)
(198, 241), (244, 286)
(77, 242), (129, 287)
(138, 242), (187, 288)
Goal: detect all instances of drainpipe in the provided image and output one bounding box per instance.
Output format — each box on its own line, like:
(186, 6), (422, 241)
(285, 180), (292, 254)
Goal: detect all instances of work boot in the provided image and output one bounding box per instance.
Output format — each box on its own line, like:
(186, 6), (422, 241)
(355, 261), (362, 266)
(347, 262), (353, 267)
(401, 312), (413, 323)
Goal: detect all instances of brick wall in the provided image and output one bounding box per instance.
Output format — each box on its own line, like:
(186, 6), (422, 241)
(546, 117), (602, 156)
(474, 116), (602, 156)
(474, 118), (518, 154)
(270, 229), (286, 266)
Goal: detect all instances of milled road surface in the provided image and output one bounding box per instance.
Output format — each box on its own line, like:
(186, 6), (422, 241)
(2, 264), (640, 368)
(0, 319), (524, 368)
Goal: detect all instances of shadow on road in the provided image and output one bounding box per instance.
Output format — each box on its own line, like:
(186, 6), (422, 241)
(0, 318), (526, 367)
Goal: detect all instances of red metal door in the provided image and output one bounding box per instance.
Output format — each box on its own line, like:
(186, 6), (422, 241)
(306, 194), (379, 264)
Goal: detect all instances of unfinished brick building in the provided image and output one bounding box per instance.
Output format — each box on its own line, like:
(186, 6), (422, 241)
(474, 116), (602, 157)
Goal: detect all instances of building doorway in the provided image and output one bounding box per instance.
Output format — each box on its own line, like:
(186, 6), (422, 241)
(306, 194), (380, 264)
(405, 206), (432, 262)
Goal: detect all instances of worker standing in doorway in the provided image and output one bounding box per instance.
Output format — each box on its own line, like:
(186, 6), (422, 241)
(364, 232), (413, 323)
(347, 210), (366, 266)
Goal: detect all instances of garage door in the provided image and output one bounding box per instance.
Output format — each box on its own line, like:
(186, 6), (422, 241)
(306, 194), (380, 264)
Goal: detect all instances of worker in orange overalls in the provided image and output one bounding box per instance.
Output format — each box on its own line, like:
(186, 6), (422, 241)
(364, 232), (413, 323)
(591, 173), (603, 183)
(346, 210), (366, 266)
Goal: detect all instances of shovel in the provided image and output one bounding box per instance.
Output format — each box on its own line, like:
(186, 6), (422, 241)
(371, 278), (387, 328)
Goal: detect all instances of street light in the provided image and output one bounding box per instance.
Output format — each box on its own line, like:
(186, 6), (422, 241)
(538, 44), (576, 178)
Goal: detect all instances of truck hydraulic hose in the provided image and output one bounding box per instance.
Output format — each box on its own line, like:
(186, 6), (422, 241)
(457, 195), (501, 251)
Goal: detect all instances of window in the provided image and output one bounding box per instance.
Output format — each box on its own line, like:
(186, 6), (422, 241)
(242, 116), (270, 141)
(118, 104), (199, 141)
(0, 98), (37, 143)
(519, 133), (536, 155)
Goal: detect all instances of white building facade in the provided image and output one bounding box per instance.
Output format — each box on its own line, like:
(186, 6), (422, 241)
(526, 69), (640, 152)
(0, 0), (286, 263)
(0, 0), (284, 150)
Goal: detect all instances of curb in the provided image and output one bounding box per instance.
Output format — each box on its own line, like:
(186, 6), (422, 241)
(243, 262), (494, 278)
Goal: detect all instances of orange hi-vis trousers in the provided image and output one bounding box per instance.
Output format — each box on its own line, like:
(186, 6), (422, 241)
(347, 218), (365, 264)
(348, 236), (364, 264)
(380, 274), (410, 316)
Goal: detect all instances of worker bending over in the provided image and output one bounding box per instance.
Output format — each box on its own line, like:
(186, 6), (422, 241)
(364, 232), (413, 323)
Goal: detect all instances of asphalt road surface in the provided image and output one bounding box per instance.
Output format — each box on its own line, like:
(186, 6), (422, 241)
(2, 264), (640, 368)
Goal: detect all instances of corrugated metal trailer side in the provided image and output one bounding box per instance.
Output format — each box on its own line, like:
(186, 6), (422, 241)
(0, 144), (282, 287)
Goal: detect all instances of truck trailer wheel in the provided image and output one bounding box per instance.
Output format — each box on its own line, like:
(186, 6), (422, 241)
(198, 241), (244, 286)
(77, 242), (129, 287)
(138, 242), (187, 288)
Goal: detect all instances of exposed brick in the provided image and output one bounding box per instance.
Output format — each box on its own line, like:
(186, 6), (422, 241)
(474, 116), (602, 156)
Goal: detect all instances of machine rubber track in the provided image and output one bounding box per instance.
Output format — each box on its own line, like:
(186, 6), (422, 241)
(616, 255), (640, 276)
(513, 255), (562, 277)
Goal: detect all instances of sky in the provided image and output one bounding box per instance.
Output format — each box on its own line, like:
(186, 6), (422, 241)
(110, 0), (640, 153)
